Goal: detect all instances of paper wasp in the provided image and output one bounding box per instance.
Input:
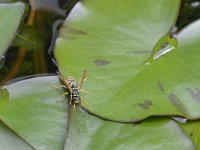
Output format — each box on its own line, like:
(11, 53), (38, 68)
(52, 69), (87, 109)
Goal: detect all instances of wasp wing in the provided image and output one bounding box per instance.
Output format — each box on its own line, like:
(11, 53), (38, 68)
(78, 69), (87, 90)
(57, 71), (72, 93)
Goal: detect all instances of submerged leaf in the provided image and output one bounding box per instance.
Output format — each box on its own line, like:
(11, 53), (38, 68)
(180, 120), (200, 150)
(12, 24), (44, 51)
(0, 76), (68, 150)
(0, 121), (34, 150)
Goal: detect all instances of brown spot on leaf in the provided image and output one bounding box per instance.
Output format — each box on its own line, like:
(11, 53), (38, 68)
(94, 59), (110, 67)
(168, 93), (188, 115)
(157, 80), (164, 92)
(190, 132), (193, 137)
(133, 104), (137, 107)
(67, 28), (88, 35)
(186, 87), (200, 103)
(137, 100), (152, 109)
(126, 50), (151, 55)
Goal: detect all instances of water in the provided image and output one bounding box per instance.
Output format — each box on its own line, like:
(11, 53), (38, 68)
(153, 38), (178, 60)
(144, 26), (178, 65)
(172, 116), (187, 124)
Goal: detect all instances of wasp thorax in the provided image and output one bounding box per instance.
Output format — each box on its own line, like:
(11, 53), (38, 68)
(72, 88), (79, 95)
(66, 77), (76, 87)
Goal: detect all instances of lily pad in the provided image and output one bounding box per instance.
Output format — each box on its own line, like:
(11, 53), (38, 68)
(0, 88), (8, 111)
(180, 120), (200, 150)
(99, 18), (200, 121)
(65, 108), (195, 150)
(0, 121), (34, 150)
(0, 2), (25, 58)
(54, 0), (182, 121)
(0, 76), (68, 150)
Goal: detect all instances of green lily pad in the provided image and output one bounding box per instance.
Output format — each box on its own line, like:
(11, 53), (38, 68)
(65, 108), (195, 150)
(0, 88), (8, 111)
(0, 121), (34, 150)
(100, 18), (200, 121)
(0, 76), (68, 150)
(180, 120), (200, 150)
(0, 2), (24, 58)
(54, 0), (181, 121)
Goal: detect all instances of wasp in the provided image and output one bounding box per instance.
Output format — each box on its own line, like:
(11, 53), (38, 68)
(53, 69), (87, 109)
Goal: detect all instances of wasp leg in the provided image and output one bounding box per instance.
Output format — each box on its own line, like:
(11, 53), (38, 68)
(80, 89), (90, 94)
(69, 94), (72, 105)
(82, 99), (88, 105)
(73, 103), (76, 110)
(51, 84), (67, 89)
(56, 91), (68, 103)
(72, 101), (80, 110)
(80, 100), (84, 106)
(56, 98), (64, 103)
(62, 92), (68, 96)
(80, 97), (88, 106)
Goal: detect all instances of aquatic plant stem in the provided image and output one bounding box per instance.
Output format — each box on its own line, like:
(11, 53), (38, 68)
(31, 0), (47, 73)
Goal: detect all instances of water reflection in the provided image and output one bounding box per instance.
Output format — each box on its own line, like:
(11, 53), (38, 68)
(172, 116), (187, 124)
(153, 40), (176, 59)
(153, 26), (178, 59)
